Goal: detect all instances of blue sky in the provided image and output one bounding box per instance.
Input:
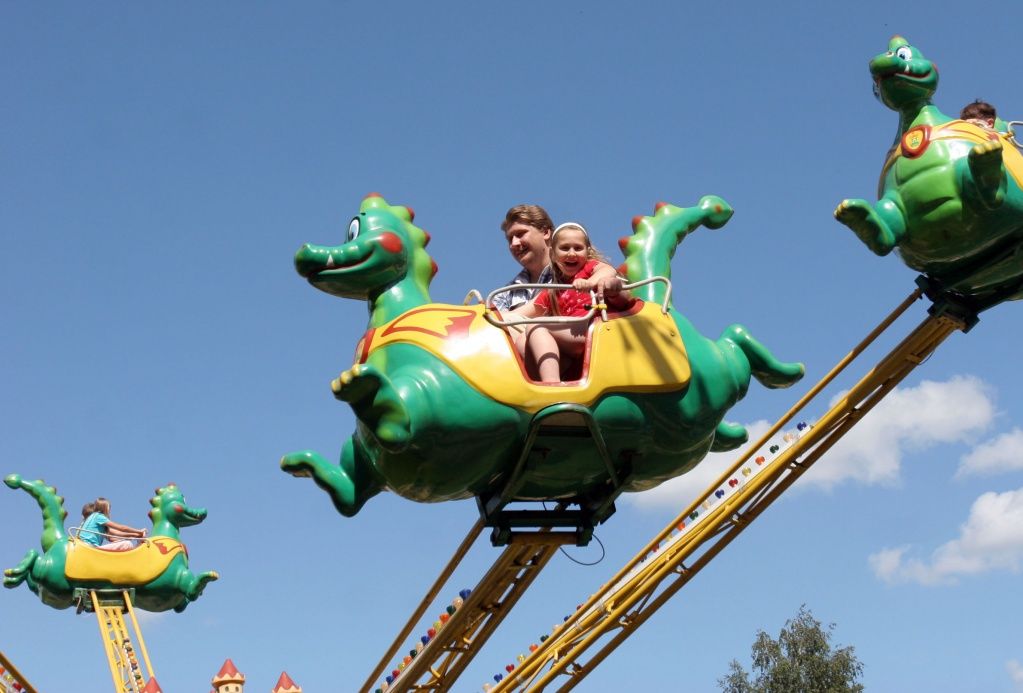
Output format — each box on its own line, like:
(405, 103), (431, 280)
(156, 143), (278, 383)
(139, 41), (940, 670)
(2, 2), (1022, 691)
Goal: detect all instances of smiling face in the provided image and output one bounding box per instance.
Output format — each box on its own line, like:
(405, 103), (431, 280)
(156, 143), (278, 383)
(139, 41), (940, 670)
(869, 36), (938, 111)
(504, 222), (551, 279)
(550, 227), (591, 279)
(294, 202), (413, 299)
(149, 484), (208, 528)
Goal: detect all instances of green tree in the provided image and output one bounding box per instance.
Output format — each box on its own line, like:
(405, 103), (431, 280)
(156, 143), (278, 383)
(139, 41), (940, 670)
(718, 605), (864, 692)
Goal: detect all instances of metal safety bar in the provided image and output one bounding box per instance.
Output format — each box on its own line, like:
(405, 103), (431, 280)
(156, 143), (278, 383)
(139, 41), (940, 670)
(482, 277), (672, 330)
(70, 526), (149, 548)
(1007, 121), (1023, 149)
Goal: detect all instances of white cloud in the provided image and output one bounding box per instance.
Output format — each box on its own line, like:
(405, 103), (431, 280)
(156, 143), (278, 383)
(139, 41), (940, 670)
(869, 487), (1023, 585)
(957, 428), (1023, 478)
(627, 376), (995, 510)
(1008, 659), (1023, 691)
(803, 376), (994, 489)
(133, 610), (168, 628)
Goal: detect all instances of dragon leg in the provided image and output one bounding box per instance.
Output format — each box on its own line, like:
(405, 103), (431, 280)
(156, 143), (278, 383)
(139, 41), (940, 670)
(281, 437), (382, 517)
(186, 570), (219, 603)
(3, 549), (38, 589)
(719, 324), (805, 389)
(834, 194), (906, 255)
(961, 139), (1007, 209)
(331, 363), (412, 450)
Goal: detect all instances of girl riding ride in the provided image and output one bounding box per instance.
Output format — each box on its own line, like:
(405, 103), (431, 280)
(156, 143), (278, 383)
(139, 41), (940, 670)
(511, 222), (633, 383)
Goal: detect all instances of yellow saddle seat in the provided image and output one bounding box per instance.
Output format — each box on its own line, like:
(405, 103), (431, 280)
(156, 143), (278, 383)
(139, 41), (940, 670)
(357, 300), (689, 413)
(65, 537), (185, 584)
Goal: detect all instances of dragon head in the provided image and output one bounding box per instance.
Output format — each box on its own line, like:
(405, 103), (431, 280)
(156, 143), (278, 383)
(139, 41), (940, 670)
(294, 193), (436, 302)
(148, 483), (207, 530)
(870, 36), (938, 111)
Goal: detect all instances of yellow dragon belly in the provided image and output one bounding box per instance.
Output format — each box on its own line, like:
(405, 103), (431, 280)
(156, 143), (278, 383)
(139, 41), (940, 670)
(65, 537), (185, 584)
(357, 301), (689, 413)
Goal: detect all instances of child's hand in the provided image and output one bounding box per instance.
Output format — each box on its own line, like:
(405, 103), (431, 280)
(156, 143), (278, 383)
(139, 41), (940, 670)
(593, 275), (623, 297)
(573, 277), (594, 291)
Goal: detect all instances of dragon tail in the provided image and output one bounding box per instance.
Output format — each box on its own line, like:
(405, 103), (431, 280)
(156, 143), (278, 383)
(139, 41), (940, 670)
(4, 474), (68, 552)
(617, 195), (734, 307)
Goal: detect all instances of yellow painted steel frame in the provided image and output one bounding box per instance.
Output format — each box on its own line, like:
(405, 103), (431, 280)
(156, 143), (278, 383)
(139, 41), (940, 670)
(90, 590), (155, 693)
(365, 530), (577, 693)
(493, 291), (964, 691)
(361, 520), (486, 692)
(0, 650), (39, 693)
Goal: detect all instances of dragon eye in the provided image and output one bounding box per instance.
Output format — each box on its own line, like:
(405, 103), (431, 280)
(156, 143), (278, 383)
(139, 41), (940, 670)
(348, 217), (361, 241)
(895, 47), (913, 60)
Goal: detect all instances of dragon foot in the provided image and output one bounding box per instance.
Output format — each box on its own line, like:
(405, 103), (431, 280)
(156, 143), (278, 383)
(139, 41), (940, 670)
(171, 570), (219, 613)
(712, 420), (749, 452)
(331, 363), (412, 449)
(966, 138), (1006, 209)
(4, 550), (38, 589)
(189, 571), (218, 601)
(720, 324), (804, 390)
(281, 445), (379, 518)
(834, 198), (900, 256)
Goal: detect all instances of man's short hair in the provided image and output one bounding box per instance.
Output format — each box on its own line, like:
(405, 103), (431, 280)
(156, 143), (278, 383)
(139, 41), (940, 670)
(501, 204), (554, 234)
(960, 100), (997, 122)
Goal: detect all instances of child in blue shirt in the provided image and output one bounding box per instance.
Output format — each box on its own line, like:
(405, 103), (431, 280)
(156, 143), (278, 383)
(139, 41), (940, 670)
(78, 498), (147, 551)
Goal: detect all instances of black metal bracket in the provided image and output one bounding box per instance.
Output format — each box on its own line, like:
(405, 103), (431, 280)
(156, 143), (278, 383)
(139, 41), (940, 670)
(476, 403), (635, 547)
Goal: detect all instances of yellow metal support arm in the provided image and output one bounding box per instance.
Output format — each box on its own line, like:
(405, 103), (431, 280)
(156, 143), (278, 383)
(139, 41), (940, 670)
(496, 294), (963, 691)
(0, 650), (39, 693)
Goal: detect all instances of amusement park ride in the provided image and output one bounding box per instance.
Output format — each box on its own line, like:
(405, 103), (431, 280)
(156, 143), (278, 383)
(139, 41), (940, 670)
(4, 36), (1023, 692)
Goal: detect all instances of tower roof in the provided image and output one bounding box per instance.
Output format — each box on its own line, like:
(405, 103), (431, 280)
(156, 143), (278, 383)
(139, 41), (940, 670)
(141, 677), (163, 693)
(271, 671), (301, 693)
(212, 658), (246, 685)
